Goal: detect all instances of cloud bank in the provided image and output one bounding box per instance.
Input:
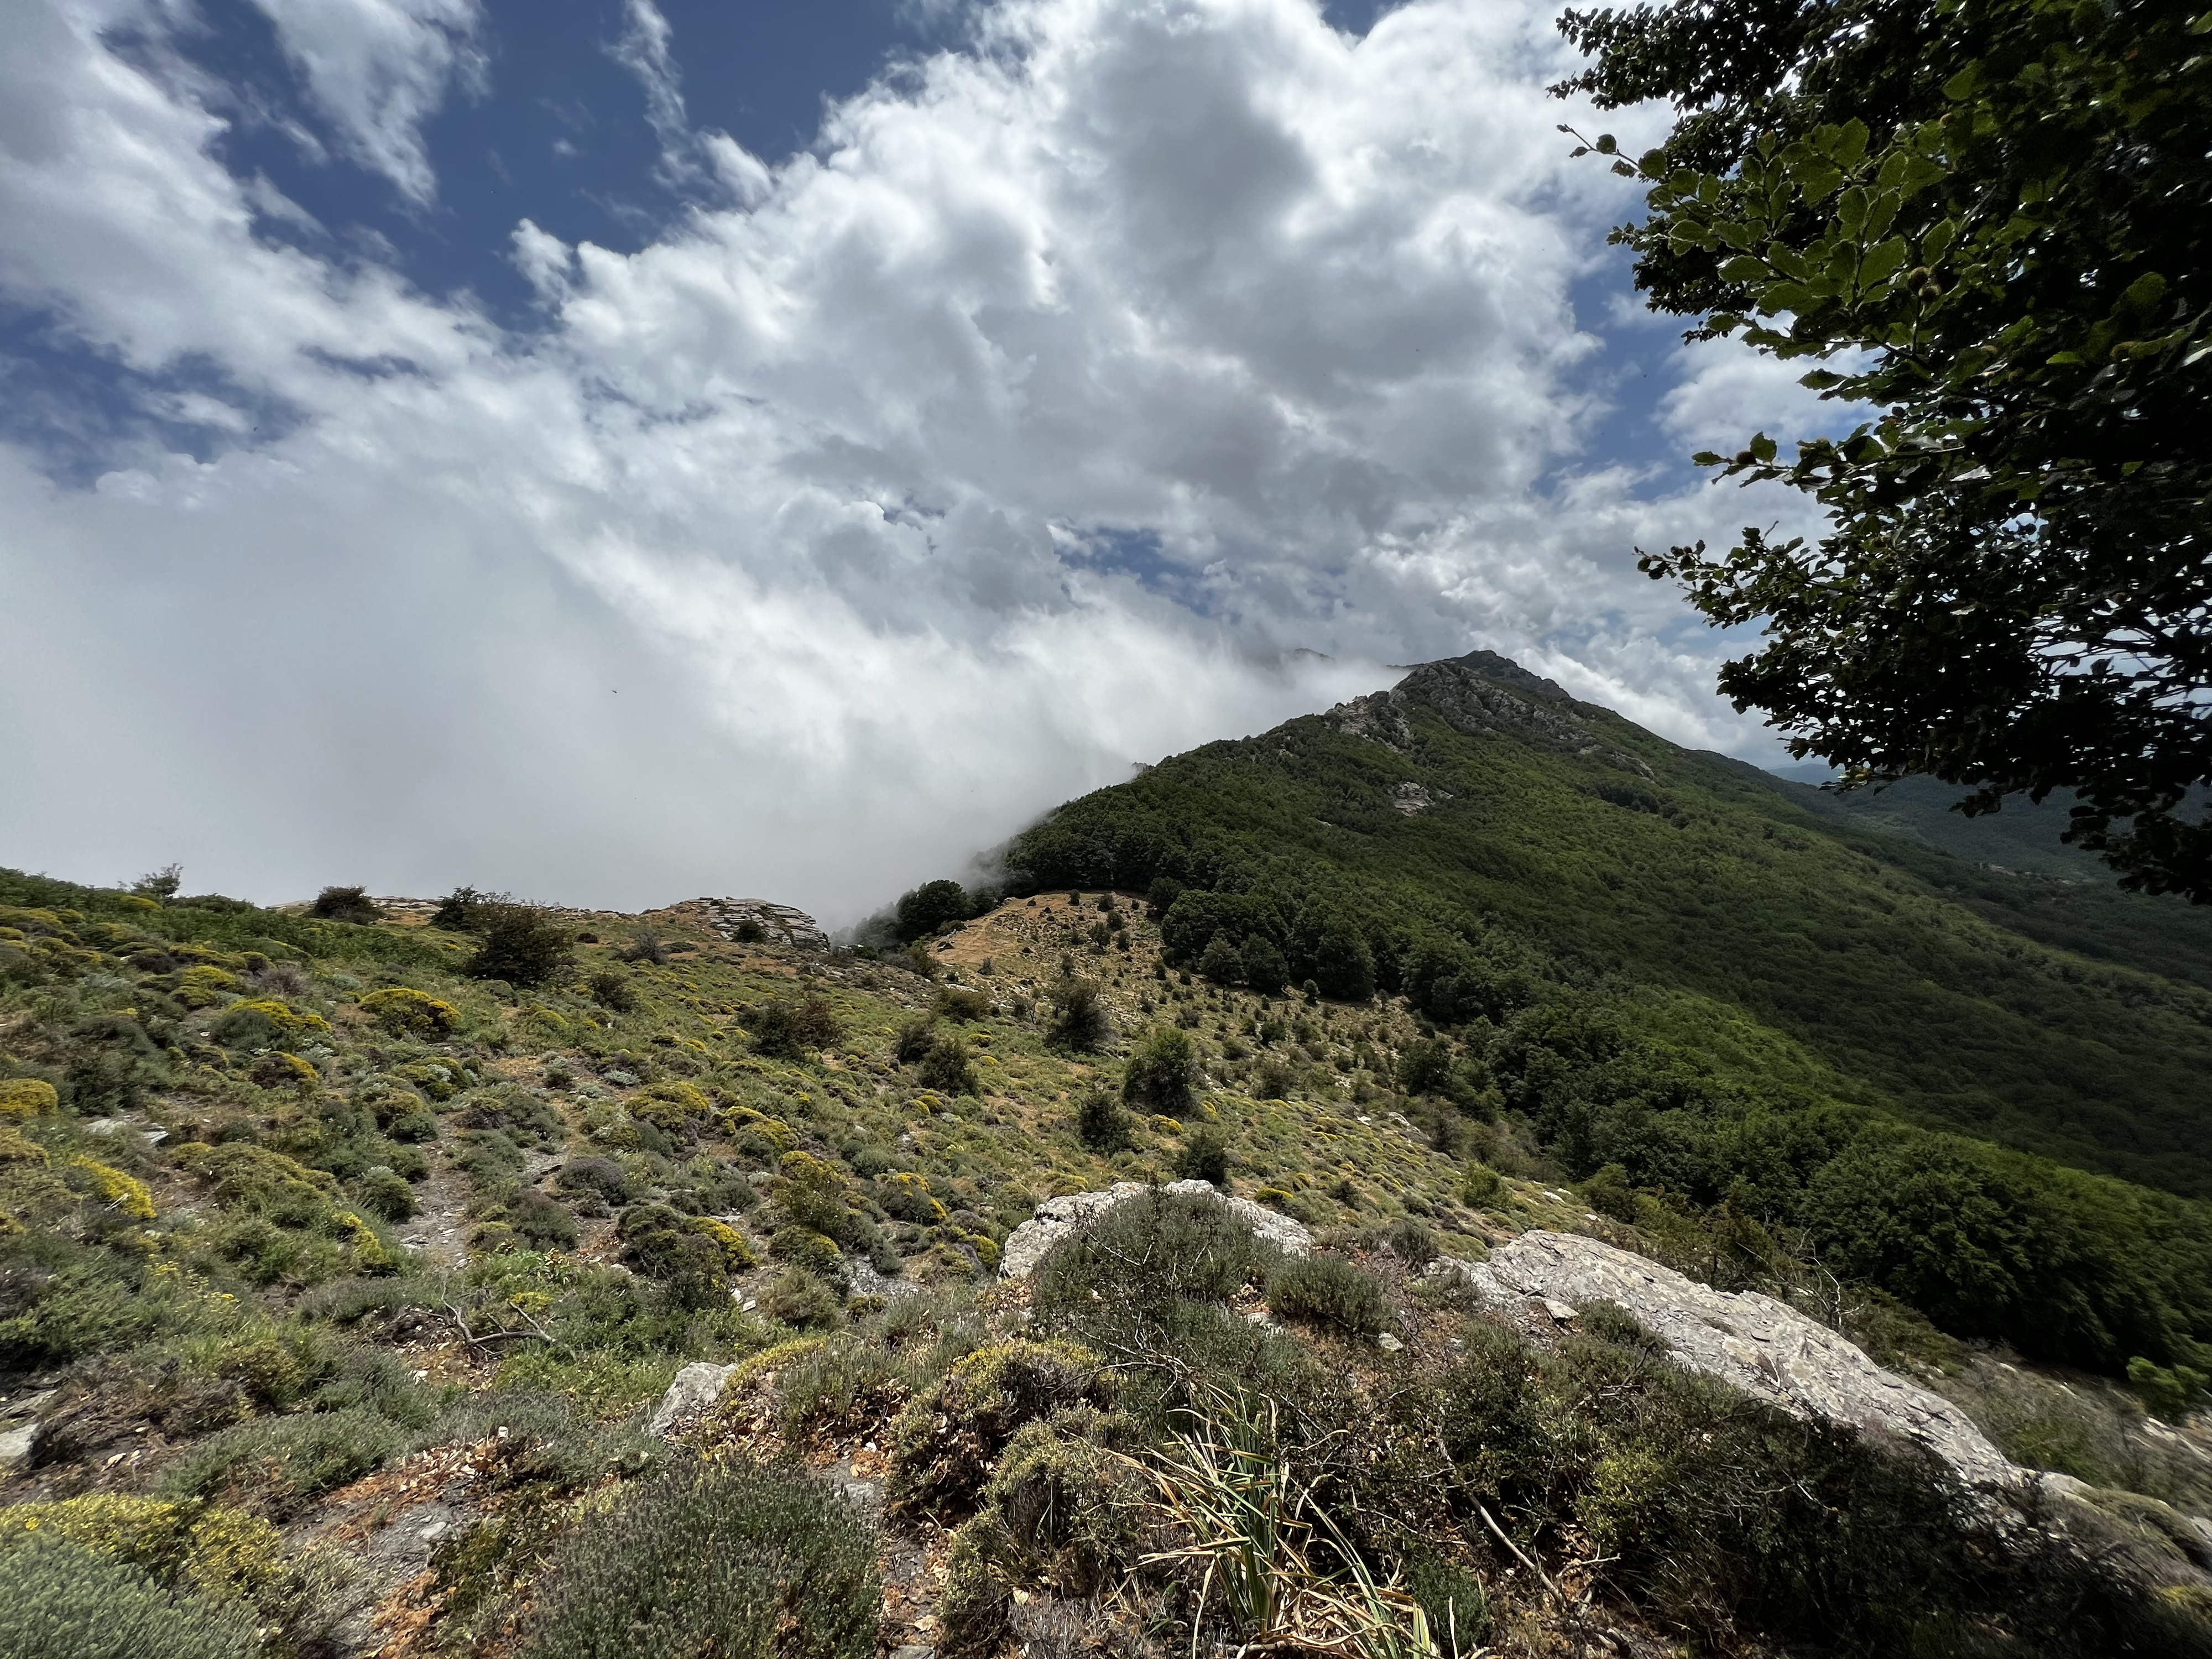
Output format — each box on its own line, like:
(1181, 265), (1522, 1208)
(0, 0), (1828, 920)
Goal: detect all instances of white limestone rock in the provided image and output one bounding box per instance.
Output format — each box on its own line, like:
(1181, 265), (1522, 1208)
(673, 897), (828, 948)
(1451, 1229), (2023, 1490)
(648, 1360), (738, 1437)
(999, 1180), (1312, 1281)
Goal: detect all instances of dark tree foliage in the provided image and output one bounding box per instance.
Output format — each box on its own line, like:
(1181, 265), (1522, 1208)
(753, 995), (843, 1060)
(1310, 913), (1377, 1001)
(1197, 932), (1244, 985)
(1045, 976), (1109, 1052)
(893, 1016), (936, 1064)
(130, 863), (182, 902)
(1556, 0), (2212, 898)
(587, 969), (637, 1013)
(430, 885), (502, 931)
(307, 885), (382, 924)
(617, 928), (669, 965)
(1240, 934), (1289, 996)
(894, 879), (973, 942)
(1396, 1036), (1455, 1096)
(467, 905), (575, 989)
(1123, 1027), (1198, 1114)
(1075, 1084), (1135, 1153)
(989, 656), (2212, 1373)
(916, 1032), (980, 1097)
(1171, 1124), (1230, 1187)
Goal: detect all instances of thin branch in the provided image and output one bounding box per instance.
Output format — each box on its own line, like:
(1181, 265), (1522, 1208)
(1474, 1500), (1556, 1600)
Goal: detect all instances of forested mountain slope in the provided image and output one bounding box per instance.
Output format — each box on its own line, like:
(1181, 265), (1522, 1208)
(1004, 651), (2212, 1372)
(1748, 768), (2212, 990)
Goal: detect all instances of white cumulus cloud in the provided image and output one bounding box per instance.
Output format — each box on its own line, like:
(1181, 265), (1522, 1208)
(0, 0), (1816, 920)
(249, 0), (487, 202)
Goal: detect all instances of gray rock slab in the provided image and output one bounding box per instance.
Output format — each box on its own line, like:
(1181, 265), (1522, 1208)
(648, 1360), (738, 1437)
(999, 1180), (1311, 1280)
(0, 1421), (36, 1473)
(1454, 1229), (2021, 1489)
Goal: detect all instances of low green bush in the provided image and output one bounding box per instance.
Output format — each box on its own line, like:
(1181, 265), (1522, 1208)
(1032, 1190), (1276, 1337)
(555, 1156), (635, 1208)
(888, 1339), (1114, 1518)
(761, 1267), (844, 1329)
(0, 1533), (258, 1659)
(351, 1167), (416, 1223)
(1265, 1254), (1391, 1338)
(917, 1034), (980, 1097)
(518, 1458), (878, 1659)
(1172, 1124), (1229, 1187)
(618, 1205), (731, 1302)
(459, 1084), (564, 1147)
(1074, 1086), (1133, 1154)
(508, 1188), (578, 1251)
(161, 1407), (404, 1518)
(752, 996), (842, 1060)
(358, 986), (457, 1038)
(770, 1225), (844, 1279)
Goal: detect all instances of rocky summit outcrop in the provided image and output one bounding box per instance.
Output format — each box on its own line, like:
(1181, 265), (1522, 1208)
(667, 896), (828, 947)
(999, 1180), (1313, 1280)
(1450, 1230), (2021, 1490)
(1325, 650), (1654, 778)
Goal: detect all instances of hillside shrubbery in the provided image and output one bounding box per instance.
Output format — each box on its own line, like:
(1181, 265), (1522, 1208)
(996, 661), (2212, 1376)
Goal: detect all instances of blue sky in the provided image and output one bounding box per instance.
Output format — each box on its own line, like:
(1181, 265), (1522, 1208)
(0, 0), (1839, 917)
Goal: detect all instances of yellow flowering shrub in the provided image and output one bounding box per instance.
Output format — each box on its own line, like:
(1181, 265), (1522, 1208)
(358, 985), (460, 1038)
(0, 1496), (284, 1603)
(65, 1156), (156, 1220)
(174, 965), (242, 1009)
(0, 1079), (58, 1121)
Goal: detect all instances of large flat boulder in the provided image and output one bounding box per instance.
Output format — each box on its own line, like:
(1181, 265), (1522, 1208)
(1455, 1229), (2022, 1490)
(999, 1180), (1312, 1281)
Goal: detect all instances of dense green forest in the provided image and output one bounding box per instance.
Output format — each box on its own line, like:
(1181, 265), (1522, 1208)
(1004, 651), (2212, 1375)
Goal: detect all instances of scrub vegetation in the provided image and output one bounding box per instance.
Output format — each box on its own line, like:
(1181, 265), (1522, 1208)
(2, 653), (2210, 1654)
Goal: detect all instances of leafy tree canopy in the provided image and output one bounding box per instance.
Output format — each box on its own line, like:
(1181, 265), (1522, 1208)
(894, 879), (973, 942)
(1556, 0), (2212, 898)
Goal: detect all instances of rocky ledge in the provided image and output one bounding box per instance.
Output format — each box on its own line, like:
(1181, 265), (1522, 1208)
(667, 896), (828, 948)
(1449, 1229), (2021, 1489)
